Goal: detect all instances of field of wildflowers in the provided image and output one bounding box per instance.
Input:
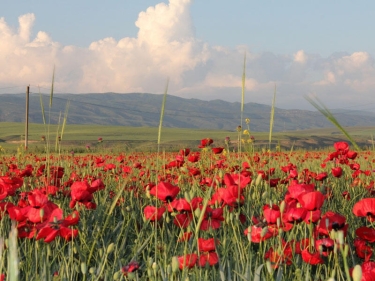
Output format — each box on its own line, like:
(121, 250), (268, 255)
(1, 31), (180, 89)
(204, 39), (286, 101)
(0, 136), (374, 280)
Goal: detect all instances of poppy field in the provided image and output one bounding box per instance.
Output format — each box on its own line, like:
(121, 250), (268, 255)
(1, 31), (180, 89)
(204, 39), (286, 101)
(1, 137), (375, 280)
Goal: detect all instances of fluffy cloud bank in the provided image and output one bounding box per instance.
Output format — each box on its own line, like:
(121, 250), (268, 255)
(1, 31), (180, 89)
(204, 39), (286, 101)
(0, 0), (374, 109)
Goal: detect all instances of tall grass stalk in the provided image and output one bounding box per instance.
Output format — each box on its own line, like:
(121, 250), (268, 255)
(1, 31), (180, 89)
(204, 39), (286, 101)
(269, 84), (276, 149)
(305, 95), (360, 151)
(155, 79), (169, 266)
(239, 54), (246, 156)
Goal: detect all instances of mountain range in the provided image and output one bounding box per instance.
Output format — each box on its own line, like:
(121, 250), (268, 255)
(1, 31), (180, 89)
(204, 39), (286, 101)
(0, 93), (373, 132)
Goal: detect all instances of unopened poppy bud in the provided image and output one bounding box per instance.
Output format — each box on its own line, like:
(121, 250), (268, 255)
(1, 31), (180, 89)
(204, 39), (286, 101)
(81, 262), (87, 275)
(113, 271), (121, 280)
(167, 264), (172, 275)
(255, 174), (262, 186)
(276, 218), (281, 228)
(279, 201), (285, 213)
(147, 257), (153, 268)
(107, 243), (115, 254)
(194, 208), (201, 218)
(260, 227), (268, 238)
(165, 215), (171, 224)
(230, 213), (234, 222)
(337, 230), (344, 245)
(246, 227), (252, 242)
(171, 256), (180, 273)
(152, 262), (158, 271)
(147, 268), (152, 277)
(261, 192), (267, 200)
(89, 267), (96, 274)
(40, 208), (45, 220)
(352, 265), (362, 281)
(184, 192), (191, 202)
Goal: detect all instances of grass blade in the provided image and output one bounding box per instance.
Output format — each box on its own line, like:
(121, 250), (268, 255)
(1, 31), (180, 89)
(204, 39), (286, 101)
(50, 65), (55, 108)
(158, 79), (169, 146)
(269, 84), (276, 148)
(305, 95), (360, 151)
(39, 89), (46, 125)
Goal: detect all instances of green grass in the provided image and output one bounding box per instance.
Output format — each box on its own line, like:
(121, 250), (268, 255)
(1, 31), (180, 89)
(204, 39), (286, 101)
(1, 122), (375, 153)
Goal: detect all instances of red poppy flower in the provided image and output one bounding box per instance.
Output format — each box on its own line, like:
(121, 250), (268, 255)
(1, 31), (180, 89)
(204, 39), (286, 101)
(347, 150), (358, 160)
(301, 249), (324, 265)
(149, 181), (180, 202)
(334, 141), (349, 154)
(143, 206), (166, 221)
(23, 189), (58, 223)
(331, 167), (343, 178)
(263, 204), (281, 224)
(198, 238), (217, 252)
(315, 172), (328, 181)
(354, 238), (373, 261)
(316, 211), (348, 236)
(265, 243), (293, 268)
(353, 198), (375, 222)
(178, 253), (198, 269)
(223, 173), (251, 189)
(200, 207), (224, 231)
(355, 261), (375, 281)
(179, 148), (190, 156)
(198, 138), (213, 148)
(285, 183), (315, 203)
(36, 208), (79, 243)
(244, 225), (277, 243)
(356, 227), (375, 243)
(173, 213), (193, 228)
(198, 252), (219, 267)
(315, 238), (334, 257)
(297, 191), (325, 211)
(121, 261), (140, 276)
(187, 152), (200, 162)
(212, 147), (224, 154)
(282, 202), (307, 224)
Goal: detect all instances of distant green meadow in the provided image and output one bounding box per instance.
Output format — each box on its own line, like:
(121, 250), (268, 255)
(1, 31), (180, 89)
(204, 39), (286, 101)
(1, 122), (375, 153)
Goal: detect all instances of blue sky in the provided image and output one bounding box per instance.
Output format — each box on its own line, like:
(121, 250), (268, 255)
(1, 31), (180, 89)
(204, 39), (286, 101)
(1, 0), (375, 110)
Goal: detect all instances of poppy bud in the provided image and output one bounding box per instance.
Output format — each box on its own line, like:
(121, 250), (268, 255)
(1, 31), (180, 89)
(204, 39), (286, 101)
(260, 227), (268, 238)
(89, 267), (95, 274)
(279, 201), (285, 214)
(81, 262), (87, 275)
(113, 271), (121, 280)
(40, 208), (45, 220)
(107, 243), (115, 254)
(352, 265), (362, 281)
(171, 256), (180, 273)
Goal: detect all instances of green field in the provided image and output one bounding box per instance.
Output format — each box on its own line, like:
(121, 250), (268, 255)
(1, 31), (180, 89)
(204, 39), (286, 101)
(1, 122), (375, 153)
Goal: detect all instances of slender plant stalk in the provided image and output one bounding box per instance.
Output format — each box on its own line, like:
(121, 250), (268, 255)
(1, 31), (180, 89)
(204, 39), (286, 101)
(155, 79), (169, 266)
(50, 65), (55, 108)
(305, 95), (360, 151)
(269, 84), (276, 149)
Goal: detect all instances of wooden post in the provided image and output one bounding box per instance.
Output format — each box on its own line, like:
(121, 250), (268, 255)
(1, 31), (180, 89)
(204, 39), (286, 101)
(25, 85), (29, 150)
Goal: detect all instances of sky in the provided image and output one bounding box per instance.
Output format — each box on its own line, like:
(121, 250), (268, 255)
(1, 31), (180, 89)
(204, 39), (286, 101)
(1, 0), (375, 110)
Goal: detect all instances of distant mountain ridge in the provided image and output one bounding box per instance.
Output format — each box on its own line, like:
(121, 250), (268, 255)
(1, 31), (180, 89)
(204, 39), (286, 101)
(0, 92), (374, 132)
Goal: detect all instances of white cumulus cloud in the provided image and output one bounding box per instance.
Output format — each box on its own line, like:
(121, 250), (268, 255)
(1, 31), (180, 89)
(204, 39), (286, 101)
(0, 1), (375, 110)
